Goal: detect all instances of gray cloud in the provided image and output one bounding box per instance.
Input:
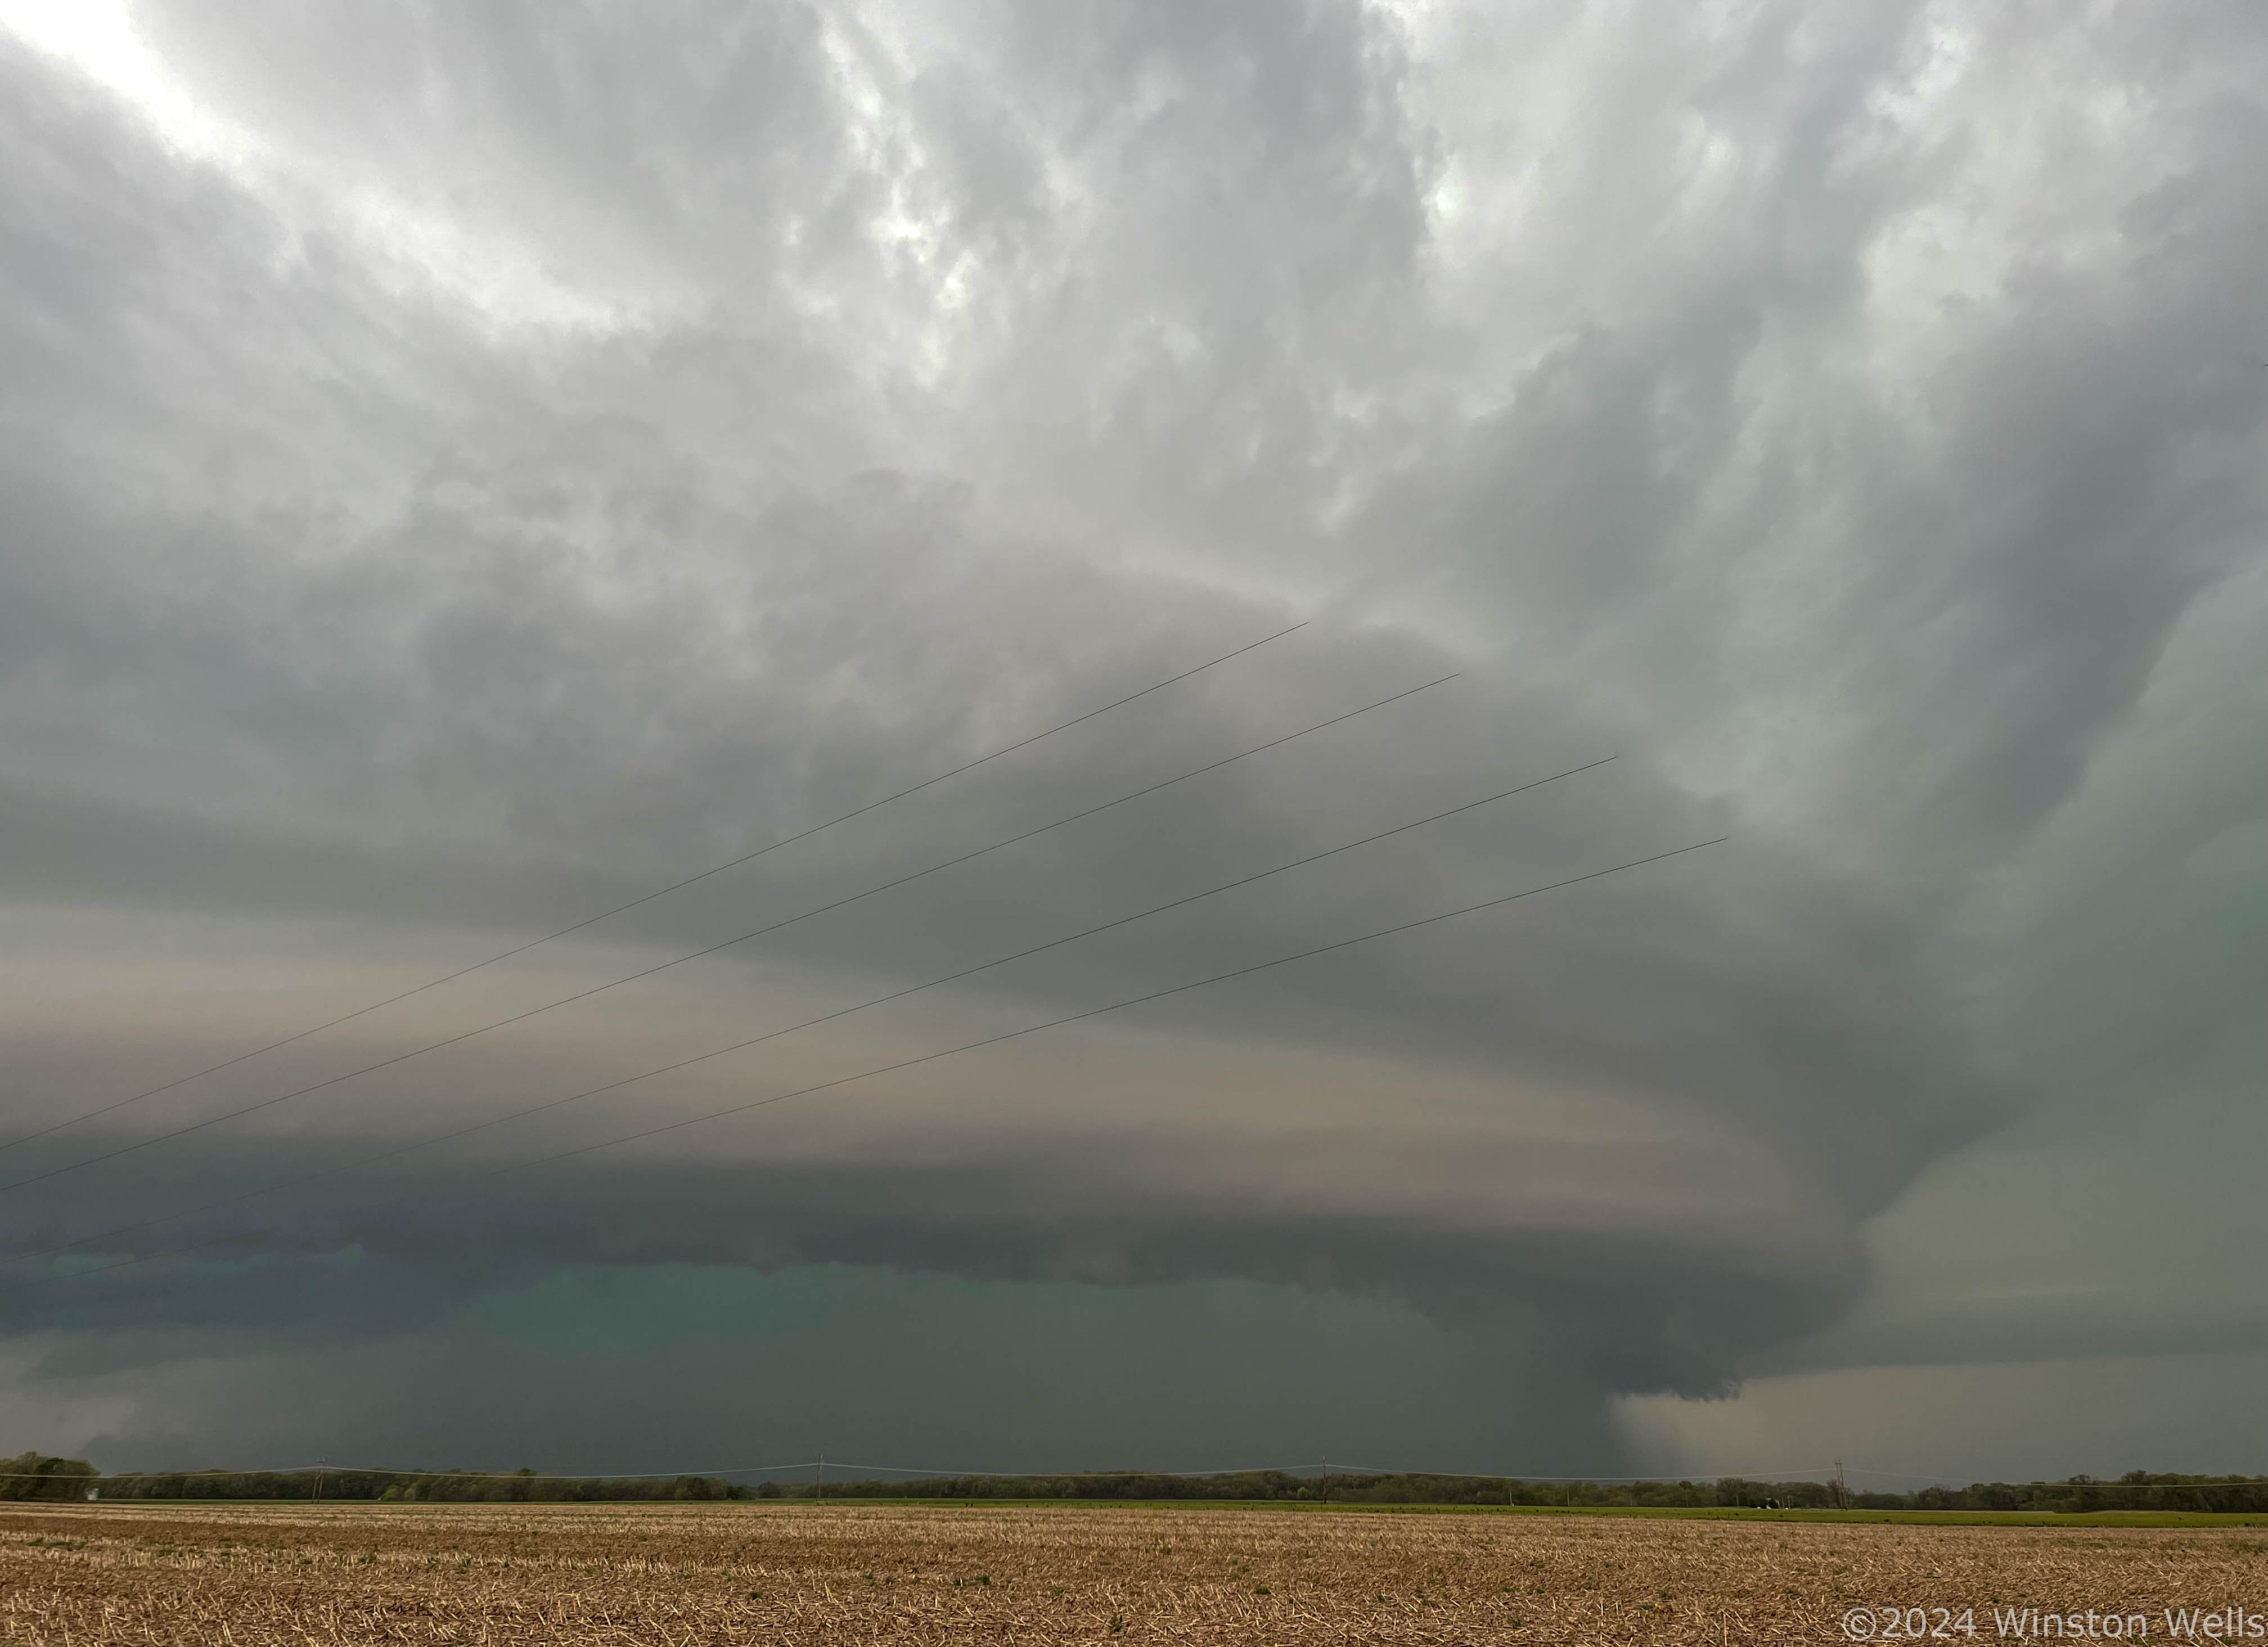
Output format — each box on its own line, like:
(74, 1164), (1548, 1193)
(0, 0), (2260, 1475)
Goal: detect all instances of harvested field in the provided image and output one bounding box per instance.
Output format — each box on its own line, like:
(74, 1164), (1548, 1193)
(0, 1500), (2261, 1644)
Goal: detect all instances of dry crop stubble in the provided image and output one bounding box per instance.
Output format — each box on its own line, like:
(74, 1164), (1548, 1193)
(0, 1500), (2261, 1643)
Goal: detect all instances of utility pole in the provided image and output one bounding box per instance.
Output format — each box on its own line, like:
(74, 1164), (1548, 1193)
(1320, 1454), (1329, 1506)
(1833, 1460), (1847, 1509)
(815, 1453), (824, 1502)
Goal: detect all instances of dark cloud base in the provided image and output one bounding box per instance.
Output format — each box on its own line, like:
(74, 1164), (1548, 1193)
(0, 0), (2261, 1473)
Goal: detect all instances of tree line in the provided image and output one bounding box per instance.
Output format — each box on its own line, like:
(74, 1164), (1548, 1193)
(5, 1456), (2263, 1512)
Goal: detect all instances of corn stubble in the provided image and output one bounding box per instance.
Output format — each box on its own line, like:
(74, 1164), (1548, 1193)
(0, 1502), (2260, 1644)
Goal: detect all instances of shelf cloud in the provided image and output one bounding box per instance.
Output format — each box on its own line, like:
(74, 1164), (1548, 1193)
(0, 0), (2260, 1477)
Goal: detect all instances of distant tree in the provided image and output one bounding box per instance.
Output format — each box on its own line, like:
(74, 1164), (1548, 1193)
(0, 1453), (98, 1501)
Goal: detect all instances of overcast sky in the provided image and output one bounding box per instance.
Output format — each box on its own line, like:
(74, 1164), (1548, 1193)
(0, 0), (2261, 1488)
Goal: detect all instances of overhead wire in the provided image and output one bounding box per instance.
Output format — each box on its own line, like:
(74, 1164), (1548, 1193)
(0, 754), (1614, 1281)
(514, 836), (1726, 1171)
(0, 835), (1724, 1302)
(0, 620), (1308, 1158)
(0, 672), (1453, 1200)
(43, 1459), (2262, 1490)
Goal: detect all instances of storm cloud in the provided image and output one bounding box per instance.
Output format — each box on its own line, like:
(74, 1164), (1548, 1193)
(0, 0), (2260, 1480)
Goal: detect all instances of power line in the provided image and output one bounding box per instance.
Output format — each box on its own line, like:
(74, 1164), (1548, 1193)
(808, 1461), (2268, 1492)
(0, 621), (1308, 1159)
(4, 836), (1718, 1302)
(1833, 1468), (2264, 1490)
(24, 1459), (2268, 1489)
(0, 1463), (824, 1484)
(0, 673), (1447, 1203)
(512, 837), (1726, 1172)
(1320, 1463), (1834, 1483)
(0, 1458), (1751, 1483)
(1, 755), (1611, 1279)
(816, 1460), (1353, 1480)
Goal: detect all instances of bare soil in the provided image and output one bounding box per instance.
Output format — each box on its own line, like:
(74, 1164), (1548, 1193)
(0, 1500), (2260, 1643)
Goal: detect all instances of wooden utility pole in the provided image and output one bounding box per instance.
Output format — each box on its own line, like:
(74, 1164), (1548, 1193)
(815, 1454), (825, 1502)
